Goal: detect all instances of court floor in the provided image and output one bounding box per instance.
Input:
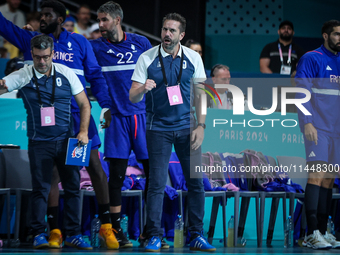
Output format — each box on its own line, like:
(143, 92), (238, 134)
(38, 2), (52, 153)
(0, 240), (338, 255)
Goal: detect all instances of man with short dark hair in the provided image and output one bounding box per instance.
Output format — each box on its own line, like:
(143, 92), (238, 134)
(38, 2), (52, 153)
(130, 13), (216, 252)
(295, 19), (340, 250)
(0, 0), (116, 249)
(260, 20), (304, 74)
(0, 34), (91, 250)
(91, 1), (152, 248)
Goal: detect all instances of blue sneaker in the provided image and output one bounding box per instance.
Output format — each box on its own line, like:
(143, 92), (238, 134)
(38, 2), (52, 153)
(145, 236), (161, 252)
(33, 233), (49, 249)
(190, 234), (216, 252)
(65, 235), (93, 250)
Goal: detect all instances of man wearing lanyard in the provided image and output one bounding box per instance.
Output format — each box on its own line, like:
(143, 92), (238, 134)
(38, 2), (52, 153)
(129, 13), (216, 252)
(0, 0), (117, 248)
(0, 34), (92, 249)
(260, 20), (305, 75)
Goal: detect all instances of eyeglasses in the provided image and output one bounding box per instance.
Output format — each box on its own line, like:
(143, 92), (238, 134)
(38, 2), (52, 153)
(32, 52), (52, 61)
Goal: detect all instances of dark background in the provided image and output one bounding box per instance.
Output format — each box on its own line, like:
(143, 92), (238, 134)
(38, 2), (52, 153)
(12, 0), (207, 47)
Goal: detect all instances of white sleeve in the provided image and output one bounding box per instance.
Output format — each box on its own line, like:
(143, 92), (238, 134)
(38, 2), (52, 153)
(193, 55), (207, 80)
(131, 54), (148, 84)
(3, 65), (31, 92)
(69, 72), (84, 95)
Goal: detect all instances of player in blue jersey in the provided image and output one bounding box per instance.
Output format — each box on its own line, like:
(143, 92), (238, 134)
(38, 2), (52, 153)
(0, 34), (91, 250)
(295, 20), (340, 250)
(0, 0), (118, 249)
(90, 2), (152, 248)
(130, 13), (216, 252)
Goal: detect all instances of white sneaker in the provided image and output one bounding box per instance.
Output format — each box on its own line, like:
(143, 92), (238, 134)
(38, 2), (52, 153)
(324, 232), (340, 249)
(302, 230), (332, 250)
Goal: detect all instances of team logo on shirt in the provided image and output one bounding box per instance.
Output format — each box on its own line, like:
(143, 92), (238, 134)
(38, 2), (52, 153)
(131, 44), (137, 52)
(183, 60), (187, 69)
(72, 147), (83, 158)
(56, 77), (62, 87)
(67, 42), (72, 50)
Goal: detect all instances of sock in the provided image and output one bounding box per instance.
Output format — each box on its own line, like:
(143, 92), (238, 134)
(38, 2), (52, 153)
(47, 206), (59, 230)
(110, 212), (121, 230)
(98, 203), (111, 224)
(317, 187), (329, 234)
(326, 188), (333, 217)
(304, 183), (320, 235)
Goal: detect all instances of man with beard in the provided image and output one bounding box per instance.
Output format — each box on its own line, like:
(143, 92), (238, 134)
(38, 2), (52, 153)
(0, 34), (91, 249)
(0, 0), (118, 250)
(295, 20), (340, 250)
(260, 20), (304, 74)
(129, 13), (216, 252)
(90, 1), (152, 249)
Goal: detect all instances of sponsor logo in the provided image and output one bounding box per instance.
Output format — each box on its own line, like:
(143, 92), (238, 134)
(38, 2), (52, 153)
(309, 151), (316, 157)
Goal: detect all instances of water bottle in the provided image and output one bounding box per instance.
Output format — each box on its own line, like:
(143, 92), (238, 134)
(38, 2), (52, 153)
(227, 216), (234, 247)
(327, 216), (335, 235)
(91, 214), (101, 248)
(284, 216), (293, 248)
(174, 214), (184, 248)
(121, 214), (129, 239)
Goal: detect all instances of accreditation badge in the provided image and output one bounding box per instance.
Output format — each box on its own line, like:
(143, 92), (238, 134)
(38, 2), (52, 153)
(40, 107), (55, 126)
(167, 85), (183, 106)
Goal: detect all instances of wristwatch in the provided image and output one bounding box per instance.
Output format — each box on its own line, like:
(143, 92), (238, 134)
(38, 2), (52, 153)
(197, 123), (206, 129)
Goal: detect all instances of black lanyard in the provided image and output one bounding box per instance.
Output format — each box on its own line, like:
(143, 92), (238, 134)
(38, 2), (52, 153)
(158, 45), (184, 87)
(32, 66), (56, 107)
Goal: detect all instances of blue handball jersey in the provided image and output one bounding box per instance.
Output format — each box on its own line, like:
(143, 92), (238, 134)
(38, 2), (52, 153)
(0, 12), (110, 112)
(90, 33), (152, 116)
(295, 45), (340, 136)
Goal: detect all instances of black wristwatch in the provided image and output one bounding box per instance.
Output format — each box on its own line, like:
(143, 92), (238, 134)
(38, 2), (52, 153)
(197, 123), (206, 129)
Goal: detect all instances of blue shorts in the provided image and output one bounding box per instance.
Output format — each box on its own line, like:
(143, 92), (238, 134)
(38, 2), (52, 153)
(73, 112), (101, 150)
(104, 114), (148, 160)
(304, 130), (340, 164)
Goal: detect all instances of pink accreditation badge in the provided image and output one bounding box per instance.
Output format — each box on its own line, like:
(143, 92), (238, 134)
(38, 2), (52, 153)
(167, 85), (183, 106)
(40, 107), (55, 126)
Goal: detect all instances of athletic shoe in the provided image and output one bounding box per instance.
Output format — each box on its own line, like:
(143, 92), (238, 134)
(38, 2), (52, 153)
(99, 224), (119, 249)
(161, 238), (170, 249)
(65, 234), (93, 250)
(144, 236), (161, 252)
(303, 230), (332, 249)
(138, 233), (147, 247)
(138, 233), (169, 249)
(33, 233), (49, 249)
(48, 229), (62, 248)
(323, 232), (340, 249)
(112, 228), (132, 248)
(189, 234), (216, 252)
